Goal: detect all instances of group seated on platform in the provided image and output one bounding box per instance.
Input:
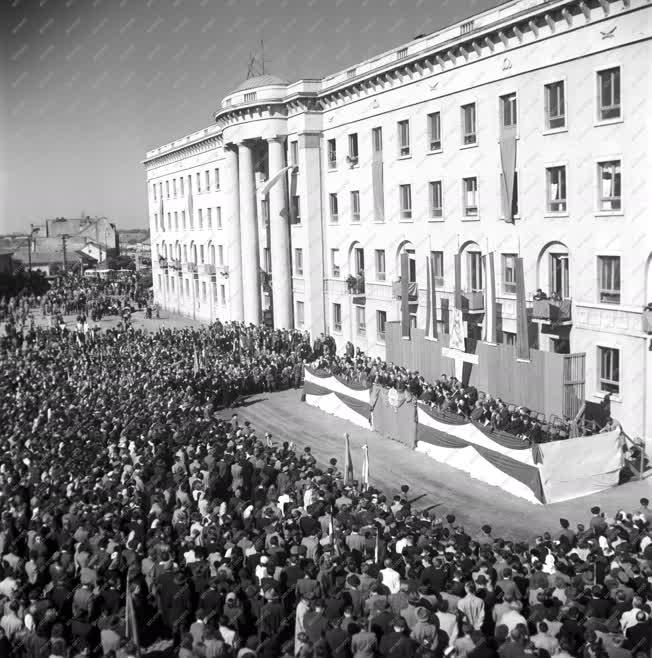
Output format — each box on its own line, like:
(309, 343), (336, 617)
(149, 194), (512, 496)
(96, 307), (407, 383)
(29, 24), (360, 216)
(310, 346), (612, 446)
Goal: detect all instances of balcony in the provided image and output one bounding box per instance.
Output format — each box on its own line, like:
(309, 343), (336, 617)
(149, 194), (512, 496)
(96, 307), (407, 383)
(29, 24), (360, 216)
(200, 263), (216, 275)
(158, 257), (168, 269)
(347, 275), (366, 305)
(461, 290), (485, 313)
(532, 298), (572, 325)
(392, 280), (418, 300)
(642, 308), (652, 334)
(183, 262), (198, 274)
(169, 259), (182, 272)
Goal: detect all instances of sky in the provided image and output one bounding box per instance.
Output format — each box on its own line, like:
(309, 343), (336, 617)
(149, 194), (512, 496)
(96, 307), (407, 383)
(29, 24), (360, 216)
(2, 0), (504, 234)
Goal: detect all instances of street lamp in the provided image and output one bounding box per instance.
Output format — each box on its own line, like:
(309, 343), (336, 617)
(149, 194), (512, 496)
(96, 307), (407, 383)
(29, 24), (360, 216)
(19, 225), (40, 272)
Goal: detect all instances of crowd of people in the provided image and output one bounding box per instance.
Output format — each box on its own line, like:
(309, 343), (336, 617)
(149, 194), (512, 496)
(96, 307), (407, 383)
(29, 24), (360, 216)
(0, 285), (649, 658)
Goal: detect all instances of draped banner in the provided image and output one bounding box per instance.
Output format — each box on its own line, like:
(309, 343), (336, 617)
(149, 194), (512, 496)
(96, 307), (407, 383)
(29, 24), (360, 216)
(500, 126), (517, 223)
(417, 403), (544, 504)
(515, 257), (530, 361)
(483, 252), (497, 344)
(400, 252), (410, 339)
(303, 368), (372, 429)
(425, 257), (432, 339)
(425, 254), (438, 340)
(159, 195), (165, 230)
(370, 385), (417, 448)
(372, 150), (385, 222)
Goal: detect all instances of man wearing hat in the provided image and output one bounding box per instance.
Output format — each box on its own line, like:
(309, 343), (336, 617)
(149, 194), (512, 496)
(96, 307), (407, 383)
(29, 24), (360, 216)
(379, 616), (415, 658)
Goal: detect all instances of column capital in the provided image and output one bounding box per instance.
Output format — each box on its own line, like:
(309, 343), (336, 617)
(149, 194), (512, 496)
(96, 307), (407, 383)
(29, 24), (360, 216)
(266, 135), (287, 144)
(224, 142), (238, 153)
(298, 131), (322, 149)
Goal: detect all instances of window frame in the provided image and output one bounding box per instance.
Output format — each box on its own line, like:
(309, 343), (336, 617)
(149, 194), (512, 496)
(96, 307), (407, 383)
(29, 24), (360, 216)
(372, 127), (383, 154)
(543, 79), (567, 133)
(596, 65), (622, 124)
(545, 165), (568, 215)
(461, 102), (477, 146)
(329, 193), (339, 224)
(327, 139), (337, 170)
(598, 345), (620, 395)
(397, 119), (411, 157)
(399, 184), (412, 220)
(296, 300), (305, 328)
(427, 111), (442, 152)
(348, 133), (359, 165)
(330, 248), (340, 278)
(355, 305), (366, 336)
(596, 159), (622, 214)
(376, 310), (387, 344)
(502, 253), (517, 296)
(429, 180), (443, 220)
(374, 249), (386, 281)
(332, 303), (342, 333)
(431, 250), (444, 288)
(214, 168), (220, 190)
(294, 248), (304, 277)
(462, 176), (479, 218)
(500, 92), (518, 129)
(350, 190), (361, 223)
(597, 255), (621, 305)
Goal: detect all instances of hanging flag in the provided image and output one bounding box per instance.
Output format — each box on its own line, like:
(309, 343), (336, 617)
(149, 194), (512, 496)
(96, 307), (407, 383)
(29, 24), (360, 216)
(400, 252), (410, 339)
(425, 257), (431, 338)
(483, 252), (497, 344)
(361, 444), (369, 491)
(426, 252), (438, 340)
(515, 257), (530, 361)
(125, 578), (141, 656)
(343, 433), (354, 485)
(499, 123), (518, 223)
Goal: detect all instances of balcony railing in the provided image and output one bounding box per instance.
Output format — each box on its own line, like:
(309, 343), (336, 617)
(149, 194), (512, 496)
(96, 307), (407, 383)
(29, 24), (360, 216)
(158, 257), (168, 269)
(169, 259), (182, 272)
(462, 290), (485, 312)
(347, 276), (366, 295)
(532, 298), (572, 324)
(643, 308), (652, 334)
(392, 280), (418, 300)
(183, 262), (198, 273)
(200, 263), (216, 275)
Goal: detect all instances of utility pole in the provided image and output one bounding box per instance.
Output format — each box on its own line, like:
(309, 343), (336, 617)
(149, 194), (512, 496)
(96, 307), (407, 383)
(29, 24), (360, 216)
(61, 234), (69, 273)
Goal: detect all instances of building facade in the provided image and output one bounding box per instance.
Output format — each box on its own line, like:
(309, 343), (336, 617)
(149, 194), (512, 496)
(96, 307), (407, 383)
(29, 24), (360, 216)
(144, 0), (652, 441)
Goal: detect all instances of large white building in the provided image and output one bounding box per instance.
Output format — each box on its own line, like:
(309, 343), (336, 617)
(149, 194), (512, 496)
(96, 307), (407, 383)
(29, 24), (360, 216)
(144, 0), (652, 443)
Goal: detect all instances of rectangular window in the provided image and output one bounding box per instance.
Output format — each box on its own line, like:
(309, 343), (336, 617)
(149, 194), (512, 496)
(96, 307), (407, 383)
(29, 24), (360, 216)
(218, 245), (224, 265)
(263, 247), (271, 273)
(431, 250), (444, 287)
(372, 127), (383, 153)
(181, 210), (186, 229)
(501, 93), (517, 128)
(296, 301), (305, 328)
(462, 103), (477, 145)
(348, 133), (359, 165)
(200, 245), (205, 264)
(206, 208), (212, 229)
(214, 168), (220, 190)
(396, 47), (408, 60)
(428, 112), (441, 151)
(350, 191), (360, 223)
(173, 179), (177, 197)
(468, 251), (483, 291)
(429, 181), (443, 218)
(220, 284), (226, 305)
(216, 207), (222, 229)
(166, 181), (170, 198)
(198, 208), (203, 229)
(327, 139), (337, 169)
(290, 140), (299, 167)
(167, 213), (171, 230)
(180, 177), (184, 196)
(261, 199), (270, 226)
(501, 331), (517, 346)
(598, 67), (621, 121)
(196, 172), (201, 193)
(463, 177), (478, 216)
(375, 249), (386, 281)
(153, 184), (157, 200)
(331, 249), (340, 277)
(546, 166), (567, 213)
(205, 170), (210, 191)
(154, 213), (158, 230)
(355, 306), (366, 336)
(174, 212), (178, 230)
(399, 184), (412, 219)
(189, 210), (193, 230)
(398, 120), (410, 156)
(598, 346), (620, 394)
(598, 161), (622, 211)
(376, 310), (387, 343)
(291, 196), (301, 224)
(598, 255), (621, 304)
(159, 182), (163, 200)
(332, 303), (342, 332)
(550, 254), (570, 299)
(244, 91), (256, 102)
(329, 193), (339, 223)
(294, 248), (304, 277)
(545, 81), (566, 129)
(185, 279), (189, 296)
(212, 281), (217, 302)
(502, 253), (517, 295)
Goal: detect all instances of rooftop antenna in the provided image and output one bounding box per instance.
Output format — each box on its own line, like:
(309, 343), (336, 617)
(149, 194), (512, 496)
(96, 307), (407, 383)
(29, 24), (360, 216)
(245, 38), (270, 78)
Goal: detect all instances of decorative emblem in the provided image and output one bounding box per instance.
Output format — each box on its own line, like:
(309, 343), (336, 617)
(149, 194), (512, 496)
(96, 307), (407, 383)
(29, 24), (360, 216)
(328, 116), (334, 123)
(501, 58), (512, 71)
(370, 99), (379, 109)
(429, 82), (439, 91)
(600, 25), (616, 39)
(388, 387), (400, 412)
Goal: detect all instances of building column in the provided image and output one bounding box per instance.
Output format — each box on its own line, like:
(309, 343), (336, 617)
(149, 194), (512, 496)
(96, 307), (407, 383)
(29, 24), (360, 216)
(224, 145), (244, 322)
(297, 131), (325, 336)
(267, 136), (293, 329)
(237, 140), (262, 324)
